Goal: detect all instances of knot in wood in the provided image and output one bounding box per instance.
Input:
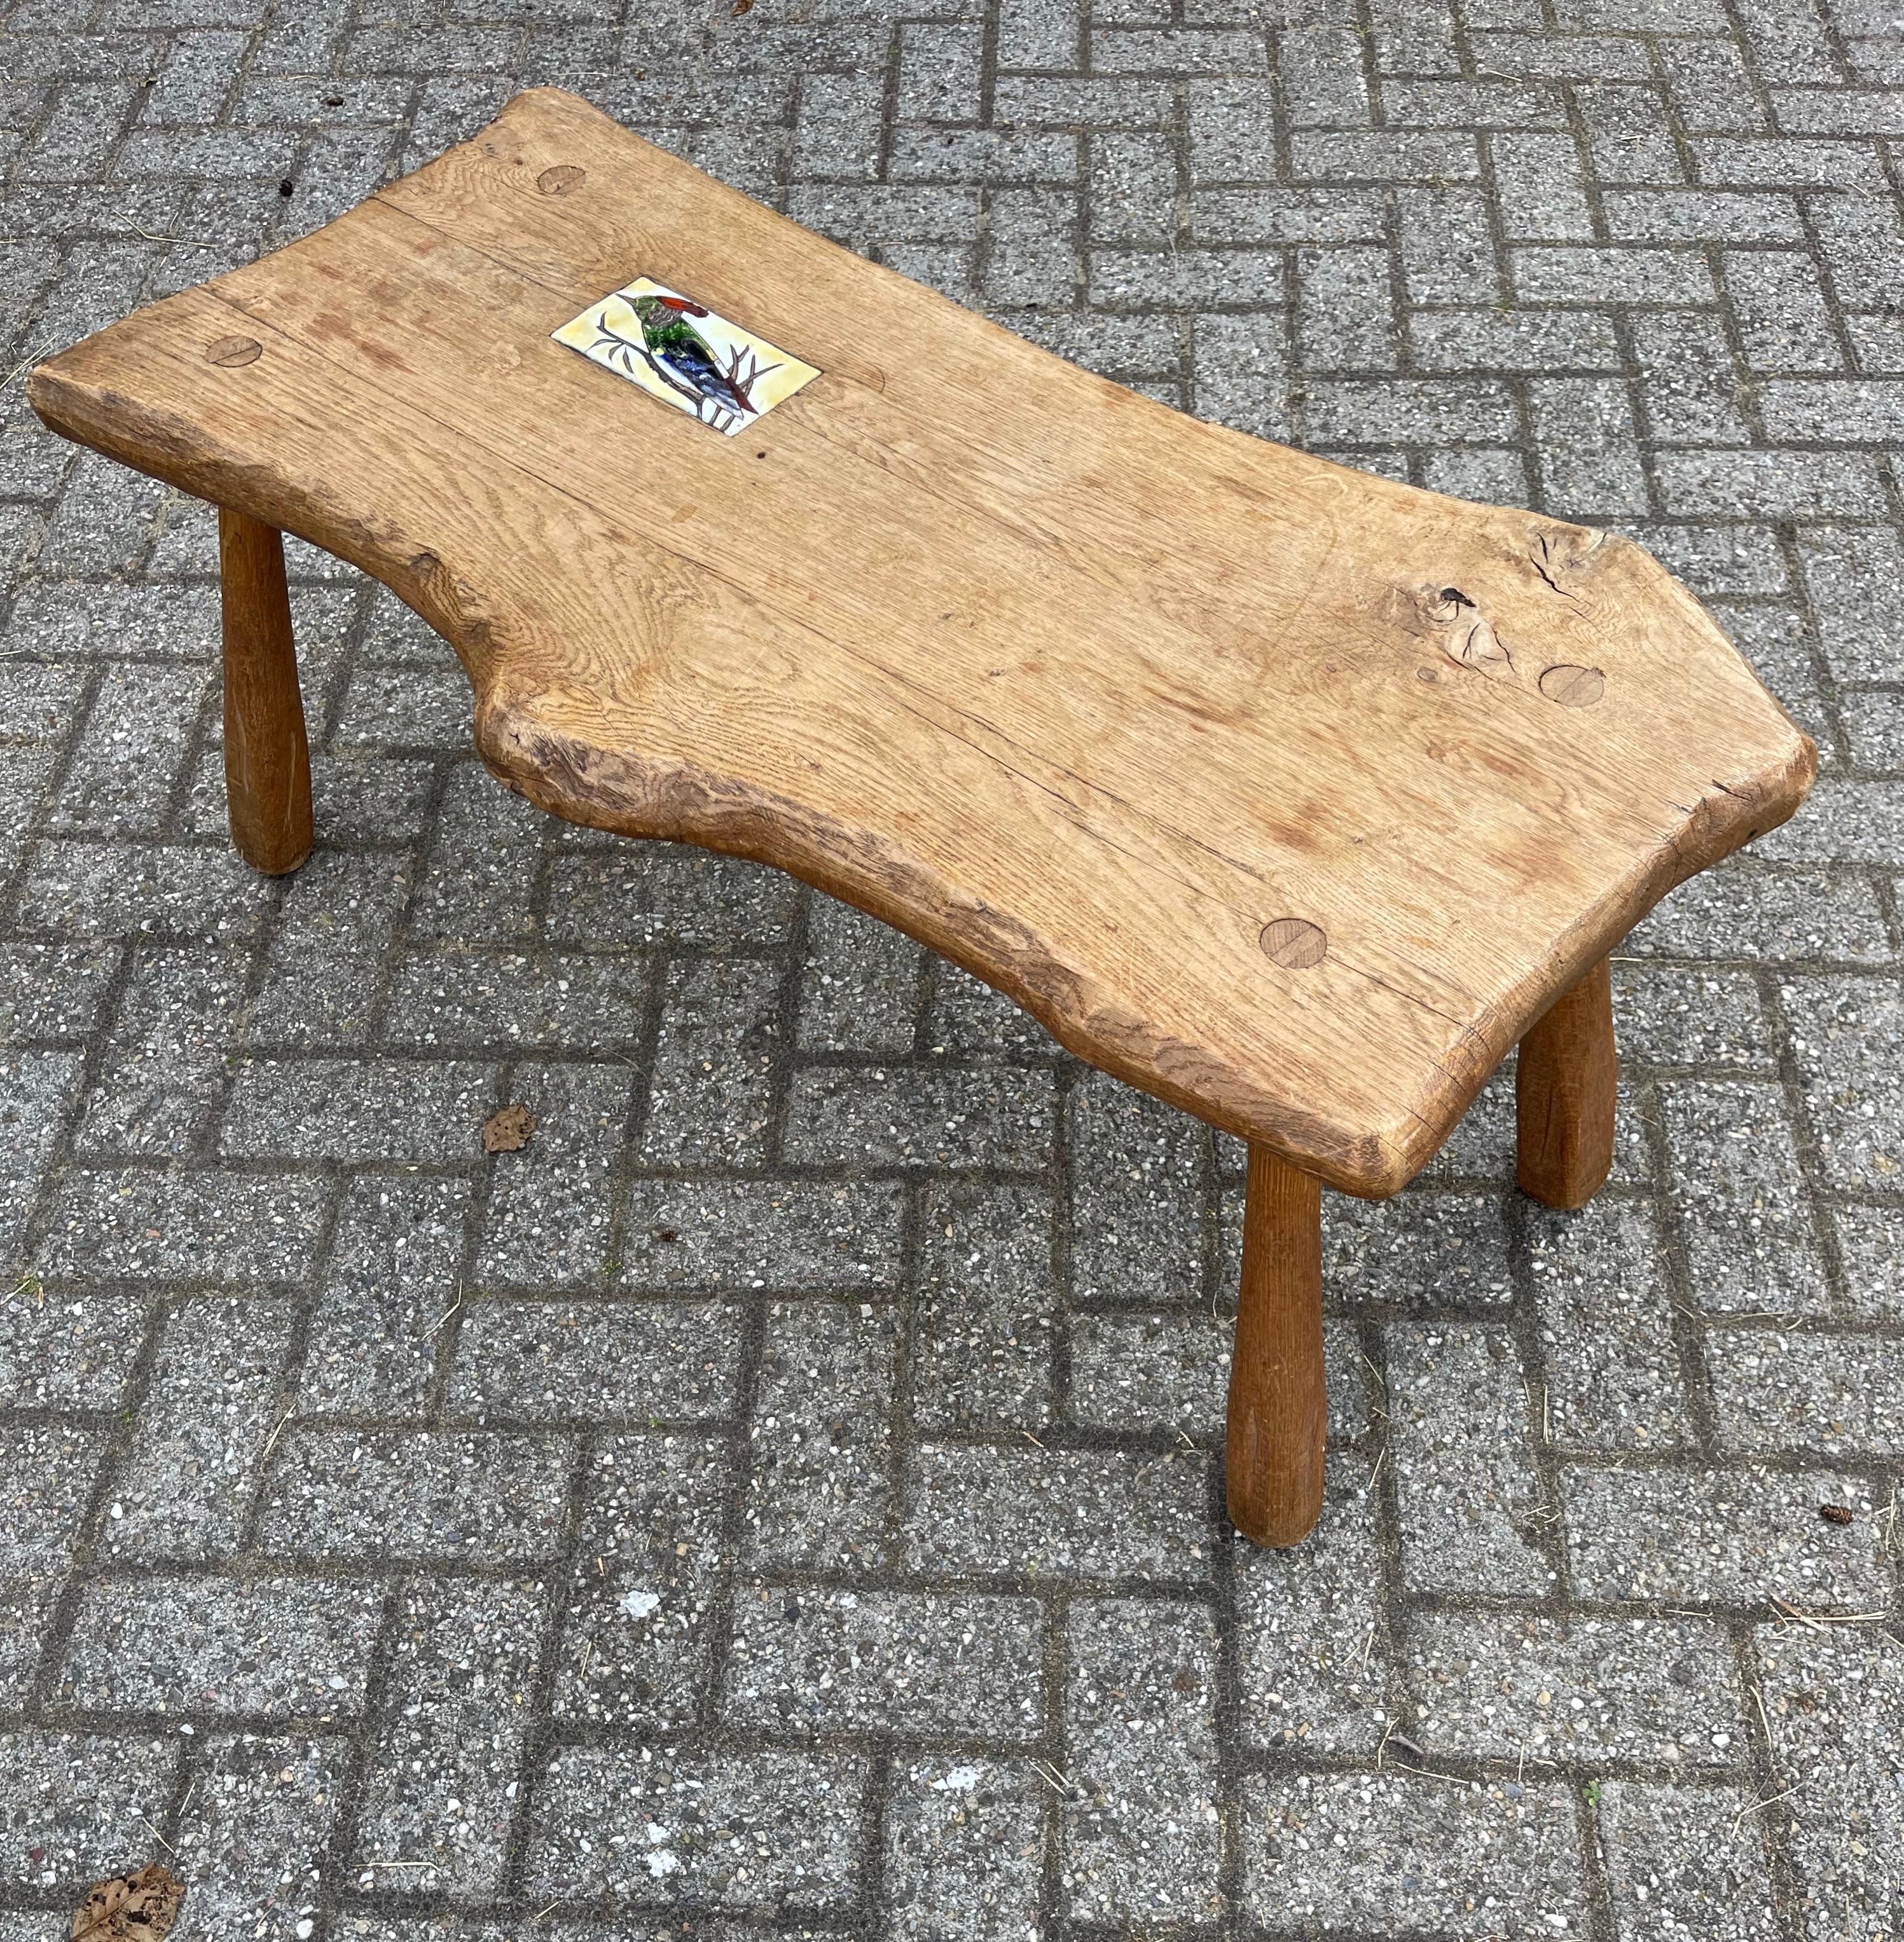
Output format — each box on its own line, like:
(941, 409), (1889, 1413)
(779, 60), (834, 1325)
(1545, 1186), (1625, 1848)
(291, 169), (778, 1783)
(1259, 917), (1328, 970)
(204, 335), (261, 367)
(1539, 663), (1605, 708)
(537, 165), (587, 195)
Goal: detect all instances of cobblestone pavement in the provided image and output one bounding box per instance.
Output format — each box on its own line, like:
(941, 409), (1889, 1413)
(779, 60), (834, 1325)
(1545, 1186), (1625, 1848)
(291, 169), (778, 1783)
(2, 0), (1903, 1938)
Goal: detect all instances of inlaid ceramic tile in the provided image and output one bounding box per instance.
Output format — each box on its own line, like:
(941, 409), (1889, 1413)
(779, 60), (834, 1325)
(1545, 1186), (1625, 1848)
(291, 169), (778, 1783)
(552, 277), (821, 435)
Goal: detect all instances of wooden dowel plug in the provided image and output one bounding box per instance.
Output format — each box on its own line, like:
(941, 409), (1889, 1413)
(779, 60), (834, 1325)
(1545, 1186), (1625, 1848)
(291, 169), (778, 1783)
(1516, 955), (1617, 1210)
(219, 506), (312, 875)
(1226, 1143), (1326, 1548)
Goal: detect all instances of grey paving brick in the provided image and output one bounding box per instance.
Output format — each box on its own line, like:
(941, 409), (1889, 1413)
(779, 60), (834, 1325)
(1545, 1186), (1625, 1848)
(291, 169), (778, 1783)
(17, 838), (277, 941)
(104, 1295), (294, 1562)
(1281, 25), (1367, 127)
(1063, 1595), (1219, 1922)
(452, 1297), (742, 1424)
(1091, 243), (1282, 308)
(1390, 1323), (1549, 1596)
(1243, 1771), (1584, 1933)
(1528, 1200), (1692, 1451)
(1185, 76), (1279, 180)
(383, 948), (649, 1051)
(1068, 1067), (1203, 1304)
(259, 1430), (573, 1564)
(1725, 250), (1844, 375)
(1709, 1328), (1904, 1458)
(58, 1573), (380, 1717)
(1531, 377), (1651, 517)
(1758, 1628), (1901, 1938)
(1409, 1612), (1744, 1765)
(1320, 1190), (1514, 1309)
(1659, 1077), (1830, 1315)
(1491, 131), (1595, 240)
(1780, 975), (1904, 1191)
(984, 187), (1079, 306)
(1597, 1782), (1784, 1940)
(1305, 376), (1521, 447)
(1615, 963), (1774, 1069)
(641, 955), (784, 1168)
(222, 1056), (499, 1164)
(783, 1064), (1055, 1170)
(0, 1286), (146, 1411)
(523, 1745), (866, 1911)
(170, 1734), (342, 1942)
(1192, 310), (1290, 437)
(1235, 1454), (1388, 1754)
(3, 1423), (107, 1595)
(1398, 186), (1500, 305)
(913, 1182), (1054, 1431)
(33, 1166), (329, 1285)
(619, 1177), (904, 1291)
(0, 1049), (81, 1264)
(48, 659), (209, 837)
(797, 897), (921, 1056)
(0, 1730), (179, 1897)
(728, 1589), (1044, 1740)
(746, 1300), (898, 1572)
(478, 1062), (631, 1285)
(1735, 0), (1840, 83)
(249, 851), (413, 1048)
(1563, 1463), (1889, 1606)
(300, 1173), (466, 1417)
(1630, 863), (1893, 964)
(1832, 1203), (1904, 1321)
(0, 660), (81, 754)
(1632, 312), (1753, 446)
(354, 1576), (545, 1898)
(550, 1433), (728, 1731)
(1295, 245), (1397, 372)
(1409, 306), (1622, 373)
(904, 1442), (1208, 1580)
(1071, 1308), (1241, 1436)
(1290, 128), (1480, 180)
(885, 1757), (1044, 1941)
(998, 0), (1079, 69)
(1659, 446), (1892, 518)
(1089, 130), (1175, 244)
(76, 944), (248, 1158)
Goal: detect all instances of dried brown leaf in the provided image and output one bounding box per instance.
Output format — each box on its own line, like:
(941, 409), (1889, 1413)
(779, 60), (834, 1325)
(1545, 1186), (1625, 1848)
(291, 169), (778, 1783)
(482, 1103), (537, 1153)
(72, 1863), (184, 1941)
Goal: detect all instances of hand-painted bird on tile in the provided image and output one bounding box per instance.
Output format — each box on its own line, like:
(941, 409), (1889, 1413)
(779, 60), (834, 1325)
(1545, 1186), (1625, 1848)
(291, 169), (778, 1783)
(625, 291), (769, 423)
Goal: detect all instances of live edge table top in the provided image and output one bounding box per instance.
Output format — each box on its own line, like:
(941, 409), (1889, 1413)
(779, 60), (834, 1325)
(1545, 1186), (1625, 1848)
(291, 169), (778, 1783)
(29, 86), (1814, 1199)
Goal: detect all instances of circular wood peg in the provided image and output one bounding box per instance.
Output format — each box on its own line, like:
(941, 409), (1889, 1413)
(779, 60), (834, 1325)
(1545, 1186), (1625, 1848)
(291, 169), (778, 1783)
(537, 165), (588, 195)
(1259, 917), (1328, 969)
(205, 335), (262, 367)
(1539, 663), (1605, 708)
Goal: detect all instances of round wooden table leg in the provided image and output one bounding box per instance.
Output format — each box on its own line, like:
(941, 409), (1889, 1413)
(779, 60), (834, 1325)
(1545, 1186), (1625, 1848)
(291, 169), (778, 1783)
(1516, 954), (1617, 1210)
(1226, 1143), (1326, 1548)
(219, 506), (312, 875)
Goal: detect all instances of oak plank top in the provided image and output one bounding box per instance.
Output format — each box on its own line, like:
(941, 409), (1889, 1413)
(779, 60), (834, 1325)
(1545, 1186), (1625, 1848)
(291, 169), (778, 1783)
(28, 87), (1814, 1196)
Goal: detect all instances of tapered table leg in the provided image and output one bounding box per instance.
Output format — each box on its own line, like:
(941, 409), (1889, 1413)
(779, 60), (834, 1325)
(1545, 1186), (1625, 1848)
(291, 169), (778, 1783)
(1226, 1143), (1326, 1548)
(1517, 955), (1617, 1210)
(219, 506), (312, 875)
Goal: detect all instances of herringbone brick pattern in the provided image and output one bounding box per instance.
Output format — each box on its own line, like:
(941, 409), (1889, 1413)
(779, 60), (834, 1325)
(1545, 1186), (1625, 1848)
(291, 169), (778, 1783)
(1, 1), (1900, 1937)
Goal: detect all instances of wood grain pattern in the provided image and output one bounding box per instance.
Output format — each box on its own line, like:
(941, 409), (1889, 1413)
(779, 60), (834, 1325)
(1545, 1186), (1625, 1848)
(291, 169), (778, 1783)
(25, 86), (1815, 1195)
(1227, 1144), (1325, 1547)
(217, 507), (312, 876)
(1516, 954), (1618, 1209)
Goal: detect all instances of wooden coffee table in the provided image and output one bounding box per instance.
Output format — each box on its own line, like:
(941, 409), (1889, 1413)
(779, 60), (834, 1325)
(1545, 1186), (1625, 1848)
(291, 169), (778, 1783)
(28, 88), (1814, 1548)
